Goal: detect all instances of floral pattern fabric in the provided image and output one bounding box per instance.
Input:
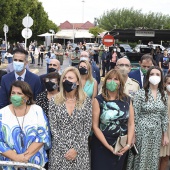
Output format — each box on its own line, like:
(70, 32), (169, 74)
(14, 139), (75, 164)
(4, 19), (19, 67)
(0, 104), (51, 170)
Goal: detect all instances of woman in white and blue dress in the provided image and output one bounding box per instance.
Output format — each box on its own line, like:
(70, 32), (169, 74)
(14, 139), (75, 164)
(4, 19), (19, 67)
(0, 81), (51, 170)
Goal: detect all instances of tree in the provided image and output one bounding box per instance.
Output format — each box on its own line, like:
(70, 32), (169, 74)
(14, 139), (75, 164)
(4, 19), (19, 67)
(0, 0), (59, 43)
(97, 8), (170, 31)
(89, 26), (104, 38)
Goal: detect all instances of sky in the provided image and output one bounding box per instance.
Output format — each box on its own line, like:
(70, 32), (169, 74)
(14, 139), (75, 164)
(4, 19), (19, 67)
(39, 0), (170, 26)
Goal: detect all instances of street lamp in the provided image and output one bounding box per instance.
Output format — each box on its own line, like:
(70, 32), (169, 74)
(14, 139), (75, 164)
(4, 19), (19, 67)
(49, 29), (55, 43)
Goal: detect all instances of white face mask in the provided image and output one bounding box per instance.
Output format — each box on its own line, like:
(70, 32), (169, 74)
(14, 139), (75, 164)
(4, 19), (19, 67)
(149, 76), (161, 85)
(166, 85), (170, 92)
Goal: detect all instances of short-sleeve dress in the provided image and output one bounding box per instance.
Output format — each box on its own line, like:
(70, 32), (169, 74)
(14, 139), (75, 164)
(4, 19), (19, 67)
(91, 94), (130, 170)
(48, 97), (92, 170)
(127, 89), (168, 170)
(0, 104), (51, 170)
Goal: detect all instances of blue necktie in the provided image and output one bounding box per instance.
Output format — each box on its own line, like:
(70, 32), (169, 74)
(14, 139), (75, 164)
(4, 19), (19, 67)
(17, 77), (22, 81)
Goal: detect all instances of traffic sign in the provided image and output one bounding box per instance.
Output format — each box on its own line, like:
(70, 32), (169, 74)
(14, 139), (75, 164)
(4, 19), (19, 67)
(22, 14), (33, 28)
(3, 24), (9, 33)
(21, 28), (32, 39)
(103, 35), (114, 47)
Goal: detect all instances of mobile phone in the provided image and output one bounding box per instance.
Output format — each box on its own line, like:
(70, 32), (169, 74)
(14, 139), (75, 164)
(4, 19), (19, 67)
(131, 144), (139, 155)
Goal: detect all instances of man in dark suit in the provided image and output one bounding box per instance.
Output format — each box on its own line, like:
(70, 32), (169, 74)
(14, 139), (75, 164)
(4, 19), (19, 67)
(129, 54), (154, 88)
(0, 48), (41, 109)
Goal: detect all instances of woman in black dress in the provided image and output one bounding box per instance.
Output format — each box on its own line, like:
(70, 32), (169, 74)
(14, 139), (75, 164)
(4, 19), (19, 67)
(91, 69), (135, 170)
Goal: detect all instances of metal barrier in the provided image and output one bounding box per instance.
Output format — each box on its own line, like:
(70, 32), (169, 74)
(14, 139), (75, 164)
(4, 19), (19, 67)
(0, 161), (46, 170)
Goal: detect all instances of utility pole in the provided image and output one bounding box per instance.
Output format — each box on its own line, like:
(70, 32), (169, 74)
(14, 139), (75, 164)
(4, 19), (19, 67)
(82, 0), (85, 23)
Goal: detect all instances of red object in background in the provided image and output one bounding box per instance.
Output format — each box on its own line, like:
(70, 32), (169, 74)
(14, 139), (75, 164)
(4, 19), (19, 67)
(102, 35), (114, 47)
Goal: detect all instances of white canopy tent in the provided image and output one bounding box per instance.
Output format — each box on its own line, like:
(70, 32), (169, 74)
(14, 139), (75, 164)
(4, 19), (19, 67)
(75, 30), (94, 38)
(55, 30), (74, 39)
(37, 32), (54, 37)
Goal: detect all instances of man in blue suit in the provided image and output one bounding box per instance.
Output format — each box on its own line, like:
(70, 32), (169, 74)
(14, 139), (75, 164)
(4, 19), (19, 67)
(0, 48), (41, 109)
(129, 54), (154, 88)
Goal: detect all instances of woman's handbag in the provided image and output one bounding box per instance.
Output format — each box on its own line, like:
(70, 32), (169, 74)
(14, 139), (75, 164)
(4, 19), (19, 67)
(115, 135), (127, 153)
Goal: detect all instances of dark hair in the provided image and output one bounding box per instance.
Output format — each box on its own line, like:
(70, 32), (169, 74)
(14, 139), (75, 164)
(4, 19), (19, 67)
(140, 54), (153, 62)
(9, 81), (35, 105)
(75, 47), (79, 51)
(164, 74), (170, 90)
(143, 66), (166, 105)
(13, 48), (28, 61)
(44, 72), (60, 85)
(13, 48), (28, 56)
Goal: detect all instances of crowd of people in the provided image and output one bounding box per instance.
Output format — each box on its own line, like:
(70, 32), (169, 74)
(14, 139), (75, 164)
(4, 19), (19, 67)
(0, 41), (170, 170)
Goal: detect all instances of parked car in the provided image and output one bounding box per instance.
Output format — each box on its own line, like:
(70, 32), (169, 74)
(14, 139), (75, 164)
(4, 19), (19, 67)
(149, 44), (165, 51)
(134, 44), (148, 52)
(119, 44), (133, 52)
(85, 43), (99, 50)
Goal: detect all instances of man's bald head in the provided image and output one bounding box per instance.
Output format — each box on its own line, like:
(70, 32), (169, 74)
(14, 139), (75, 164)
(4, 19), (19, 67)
(49, 59), (60, 71)
(116, 57), (131, 77)
(116, 57), (131, 66)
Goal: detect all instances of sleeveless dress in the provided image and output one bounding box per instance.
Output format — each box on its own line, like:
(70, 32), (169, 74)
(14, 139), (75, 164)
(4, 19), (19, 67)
(160, 95), (170, 157)
(91, 94), (130, 170)
(83, 79), (94, 98)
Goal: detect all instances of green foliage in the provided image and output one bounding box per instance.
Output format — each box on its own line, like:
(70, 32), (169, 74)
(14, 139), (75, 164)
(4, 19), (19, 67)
(97, 8), (170, 31)
(89, 26), (105, 37)
(0, 0), (59, 44)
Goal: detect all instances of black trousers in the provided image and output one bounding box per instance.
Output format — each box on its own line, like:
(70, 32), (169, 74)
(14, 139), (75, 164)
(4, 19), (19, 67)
(38, 53), (43, 65)
(102, 61), (109, 76)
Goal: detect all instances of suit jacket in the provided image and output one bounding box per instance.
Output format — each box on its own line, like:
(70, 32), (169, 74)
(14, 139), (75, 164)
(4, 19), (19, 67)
(128, 69), (142, 88)
(0, 70), (42, 109)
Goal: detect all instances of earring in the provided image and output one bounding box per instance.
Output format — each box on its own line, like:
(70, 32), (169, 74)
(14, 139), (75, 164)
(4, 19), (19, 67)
(26, 100), (31, 105)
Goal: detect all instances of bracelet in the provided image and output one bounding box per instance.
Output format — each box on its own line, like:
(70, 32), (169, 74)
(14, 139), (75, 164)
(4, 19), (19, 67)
(126, 144), (131, 149)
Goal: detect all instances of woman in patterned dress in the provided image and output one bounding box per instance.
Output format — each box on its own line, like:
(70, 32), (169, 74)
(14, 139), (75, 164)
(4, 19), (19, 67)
(0, 81), (51, 170)
(36, 72), (60, 117)
(91, 69), (135, 170)
(159, 74), (170, 170)
(127, 66), (169, 170)
(48, 66), (92, 170)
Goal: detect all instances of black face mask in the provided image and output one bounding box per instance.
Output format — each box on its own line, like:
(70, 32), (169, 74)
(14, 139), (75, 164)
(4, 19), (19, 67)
(48, 68), (57, 73)
(63, 80), (77, 93)
(79, 67), (88, 75)
(45, 81), (58, 92)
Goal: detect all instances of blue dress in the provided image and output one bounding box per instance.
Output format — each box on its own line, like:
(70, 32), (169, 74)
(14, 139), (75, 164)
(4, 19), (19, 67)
(91, 94), (130, 170)
(0, 104), (51, 170)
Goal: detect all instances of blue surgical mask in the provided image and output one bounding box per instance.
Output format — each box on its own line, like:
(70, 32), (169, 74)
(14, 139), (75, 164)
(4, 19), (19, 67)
(13, 61), (25, 72)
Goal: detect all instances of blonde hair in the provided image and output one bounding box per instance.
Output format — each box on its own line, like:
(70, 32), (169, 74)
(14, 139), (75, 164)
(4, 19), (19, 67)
(102, 69), (127, 101)
(78, 60), (93, 82)
(54, 66), (87, 109)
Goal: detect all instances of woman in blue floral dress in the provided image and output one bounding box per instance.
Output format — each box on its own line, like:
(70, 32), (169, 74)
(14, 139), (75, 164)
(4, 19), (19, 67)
(91, 69), (135, 170)
(0, 81), (51, 170)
